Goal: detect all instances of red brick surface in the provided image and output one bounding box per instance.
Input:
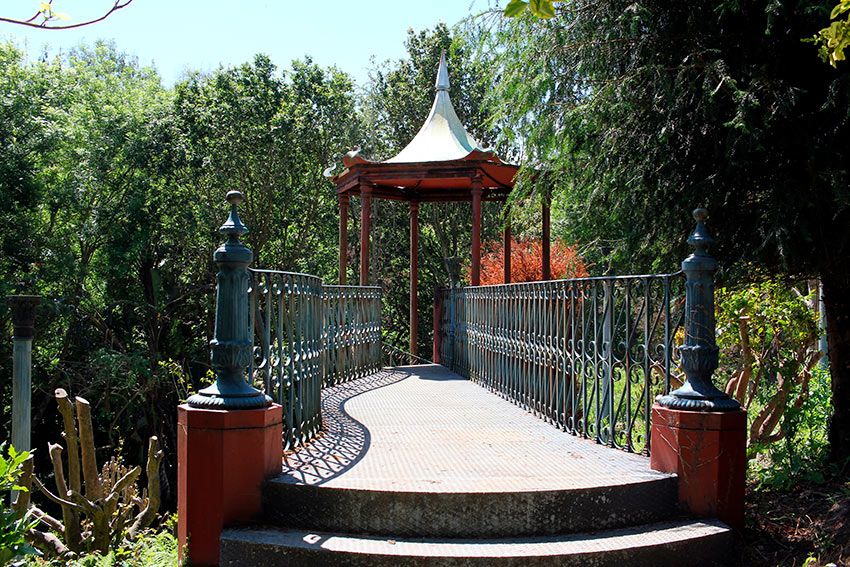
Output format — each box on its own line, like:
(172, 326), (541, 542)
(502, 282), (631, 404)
(178, 403), (283, 566)
(650, 404), (746, 529)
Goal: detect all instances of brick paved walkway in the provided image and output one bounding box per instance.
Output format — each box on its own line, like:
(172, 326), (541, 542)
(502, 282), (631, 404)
(281, 364), (671, 492)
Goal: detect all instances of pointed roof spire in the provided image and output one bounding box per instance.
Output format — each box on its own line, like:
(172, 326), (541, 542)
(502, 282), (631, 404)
(435, 50), (450, 92)
(383, 52), (492, 164)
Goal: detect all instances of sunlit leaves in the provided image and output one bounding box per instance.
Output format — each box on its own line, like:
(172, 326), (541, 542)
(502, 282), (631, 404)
(810, 0), (850, 67)
(504, 0), (529, 17)
(504, 0), (556, 19)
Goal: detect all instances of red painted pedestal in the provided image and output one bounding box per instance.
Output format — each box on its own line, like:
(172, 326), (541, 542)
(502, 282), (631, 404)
(650, 403), (747, 529)
(177, 404), (283, 566)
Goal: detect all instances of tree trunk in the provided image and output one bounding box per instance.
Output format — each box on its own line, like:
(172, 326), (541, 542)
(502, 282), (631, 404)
(821, 273), (850, 468)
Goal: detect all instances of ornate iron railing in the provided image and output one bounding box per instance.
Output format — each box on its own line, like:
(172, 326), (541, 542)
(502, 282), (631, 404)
(249, 270), (382, 449)
(437, 274), (686, 454)
(322, 285), (382, 387)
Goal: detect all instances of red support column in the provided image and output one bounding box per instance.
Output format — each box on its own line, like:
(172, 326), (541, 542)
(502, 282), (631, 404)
(359, 185), (372, 286)
(410, 200), (419, 356)
(503, 205), (512, 284)
(542, 193), (551, 281)
(471, 178), (483, 286)
(338, 194), (349, 285)
(178, 404), (282, 566)
(432, 288), (442, 363)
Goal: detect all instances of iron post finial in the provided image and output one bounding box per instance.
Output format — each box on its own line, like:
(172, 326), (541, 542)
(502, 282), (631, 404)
(6, 295), (41, 340)
(221, 190), (248, 239)
(656, 207), (740, 412)
(187, 191), (270, 410)
(688, 207), (714, 256)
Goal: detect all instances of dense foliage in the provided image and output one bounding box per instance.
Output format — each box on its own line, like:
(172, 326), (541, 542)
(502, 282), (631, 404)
(1, 26), (503, 511)
(476, 238), (588, 284)
(0, 444), (36, 564)
(470, 0), (850, 465)
(715, 281), (831, 486)
(0, 41), (367, 509)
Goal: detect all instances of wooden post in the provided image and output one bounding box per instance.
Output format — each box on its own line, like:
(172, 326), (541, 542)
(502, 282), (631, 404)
(542, 193), (551, 281)
(410, 200), (419, 357)
(471, 177), (483, 286)
(503, 205), (512, 284)
(432, 289), (442, 364)
(360, 185), (372, 286)
(338, 194), (349, 285)
(6, 295), (39, 453)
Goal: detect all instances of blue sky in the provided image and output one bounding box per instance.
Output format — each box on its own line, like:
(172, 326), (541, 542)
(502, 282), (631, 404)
(2, 0), (490, 87)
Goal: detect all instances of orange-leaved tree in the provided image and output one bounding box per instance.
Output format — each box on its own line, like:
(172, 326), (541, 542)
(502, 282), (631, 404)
(474, 237), (588, 285)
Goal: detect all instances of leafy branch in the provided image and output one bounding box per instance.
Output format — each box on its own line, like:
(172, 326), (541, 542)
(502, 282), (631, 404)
(0, 0), (133, 30)
(504, 0), (557, 19)
(809, 0), (850, 67)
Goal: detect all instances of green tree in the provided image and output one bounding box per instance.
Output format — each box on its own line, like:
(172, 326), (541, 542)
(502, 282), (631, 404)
(471, 2), (850, 464)
(171, 54), (359, 278)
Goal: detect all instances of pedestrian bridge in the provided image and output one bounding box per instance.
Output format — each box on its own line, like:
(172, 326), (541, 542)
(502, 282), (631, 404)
(219, 365), (731, 565)
(177, 196), (744, 566)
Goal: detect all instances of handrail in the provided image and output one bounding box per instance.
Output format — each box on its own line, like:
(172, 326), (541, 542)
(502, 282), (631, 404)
(436, 272), (686, 455)
(248, 268), (382, 449)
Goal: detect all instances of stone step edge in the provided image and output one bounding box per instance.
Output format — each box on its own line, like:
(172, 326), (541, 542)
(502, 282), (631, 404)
(221, 519), (732, 559)
(262, 475), (679, 538)
(265, 471), (676, 493)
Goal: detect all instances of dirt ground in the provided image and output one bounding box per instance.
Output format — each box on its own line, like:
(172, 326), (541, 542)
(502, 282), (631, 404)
(739, 479), (850, 566)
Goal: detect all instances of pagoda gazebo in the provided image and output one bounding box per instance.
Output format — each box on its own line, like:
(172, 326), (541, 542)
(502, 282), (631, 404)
(330, 52), (552, 355)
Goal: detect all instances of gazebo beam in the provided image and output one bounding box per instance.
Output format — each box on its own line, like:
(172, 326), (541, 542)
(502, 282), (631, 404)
(339, 194), (349, 285)
(410, 201), (419, 356)
(360, 185), (372, 286)
(471, 177), (483, 286)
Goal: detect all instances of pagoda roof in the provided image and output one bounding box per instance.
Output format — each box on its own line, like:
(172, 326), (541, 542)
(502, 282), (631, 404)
(330, 51), (517, 200)
(385, 51), (491, 164)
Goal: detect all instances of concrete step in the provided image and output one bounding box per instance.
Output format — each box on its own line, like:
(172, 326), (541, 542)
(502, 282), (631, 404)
(220, 520), (734, 567)
(262, 475), (678, 538)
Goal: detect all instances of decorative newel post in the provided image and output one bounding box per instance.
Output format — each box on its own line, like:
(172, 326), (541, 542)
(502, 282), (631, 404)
(6, 295), (40, 453)
(188, 191), (271, 410)
(657, 208), (739, 411)
(650, 208), (747, 530)
(178, 191), (282, 566)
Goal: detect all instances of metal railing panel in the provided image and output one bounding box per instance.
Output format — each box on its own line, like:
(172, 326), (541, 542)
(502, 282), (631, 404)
(249, 270), (381, 450)
(437, 274), (685, 454)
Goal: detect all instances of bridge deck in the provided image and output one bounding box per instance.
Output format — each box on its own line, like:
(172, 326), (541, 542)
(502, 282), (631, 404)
(280, 364), (670, 492)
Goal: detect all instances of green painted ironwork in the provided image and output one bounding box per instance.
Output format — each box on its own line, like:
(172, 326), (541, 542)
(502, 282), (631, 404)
(322, 285), (382, 387)
(249, 272), (382, 449)
(188, 191), (272, 410)
(437, 273), (686, 454)
(657, 209), (740, 411)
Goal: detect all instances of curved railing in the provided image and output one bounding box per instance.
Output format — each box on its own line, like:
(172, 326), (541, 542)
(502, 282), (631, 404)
(437, 273), (686, 454)
(322, 285), (382, 387)
(249, 270), (382, 449)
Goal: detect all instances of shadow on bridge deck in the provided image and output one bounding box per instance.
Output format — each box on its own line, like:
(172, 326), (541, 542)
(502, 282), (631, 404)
(279, 364), (669, 492)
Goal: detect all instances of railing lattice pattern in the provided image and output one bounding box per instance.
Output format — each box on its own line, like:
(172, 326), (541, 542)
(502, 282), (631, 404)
(438, 274), (685, 454)
(250, 270), (381, 449)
